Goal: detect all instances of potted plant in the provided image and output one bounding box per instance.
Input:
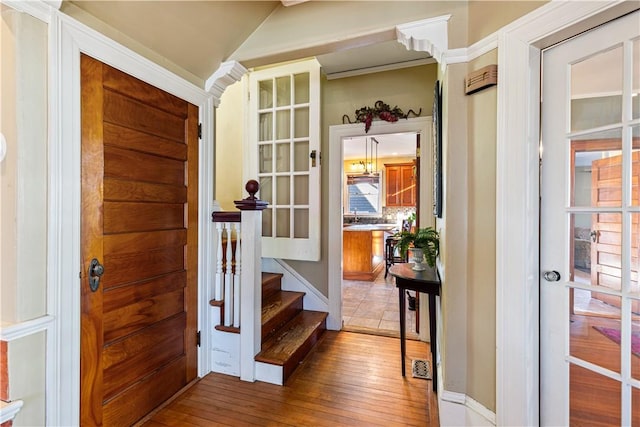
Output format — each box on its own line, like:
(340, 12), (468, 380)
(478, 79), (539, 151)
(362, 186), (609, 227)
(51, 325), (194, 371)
(395, 226), (439, 270)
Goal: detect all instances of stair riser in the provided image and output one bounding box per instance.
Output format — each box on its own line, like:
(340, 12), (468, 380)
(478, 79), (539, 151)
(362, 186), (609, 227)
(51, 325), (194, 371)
(262, 275), (283, 300)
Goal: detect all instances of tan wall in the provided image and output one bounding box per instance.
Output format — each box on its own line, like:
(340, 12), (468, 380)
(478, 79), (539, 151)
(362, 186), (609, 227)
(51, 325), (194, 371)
(284, 64), (438, 295)
(467, 1), (548, 45)
(439, 62), (469, 394)
(466, 49), (498, 411)
(214, 81), (245, 210)
(0, 7), (48, 426)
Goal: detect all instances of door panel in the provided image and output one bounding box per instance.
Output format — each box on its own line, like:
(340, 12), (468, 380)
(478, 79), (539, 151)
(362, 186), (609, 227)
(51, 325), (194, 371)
(540, 10), (640, 426)
(80, 54), (198, 426)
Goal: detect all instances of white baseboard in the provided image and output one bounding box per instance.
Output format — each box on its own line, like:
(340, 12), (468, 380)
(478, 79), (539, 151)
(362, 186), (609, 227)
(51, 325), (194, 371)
(437, 361), (496, 426)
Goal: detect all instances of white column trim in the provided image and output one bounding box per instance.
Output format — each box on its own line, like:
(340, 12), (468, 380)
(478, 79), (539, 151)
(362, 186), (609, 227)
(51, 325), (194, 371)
(1, 0), (60, 22)
(396, 15), (451, 64)
(48, 10), (212, 426)
(205, 60), (248, 107)
(495, 1), (629, 425)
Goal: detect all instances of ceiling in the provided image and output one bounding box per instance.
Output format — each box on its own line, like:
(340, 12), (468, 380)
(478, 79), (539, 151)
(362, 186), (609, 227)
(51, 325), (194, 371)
(63, 0), (431, 85)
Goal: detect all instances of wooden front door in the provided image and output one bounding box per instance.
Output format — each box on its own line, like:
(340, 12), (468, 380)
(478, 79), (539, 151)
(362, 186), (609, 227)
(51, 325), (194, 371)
(590, 151), (640, 313)
(80, 54), (199, 426)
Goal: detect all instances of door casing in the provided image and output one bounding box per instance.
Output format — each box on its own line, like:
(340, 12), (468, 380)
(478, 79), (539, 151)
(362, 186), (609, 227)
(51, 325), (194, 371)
(48, 12), (214, 426)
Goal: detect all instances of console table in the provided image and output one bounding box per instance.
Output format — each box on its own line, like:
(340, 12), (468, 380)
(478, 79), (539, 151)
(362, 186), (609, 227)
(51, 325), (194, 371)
(389, 263), (440, 392)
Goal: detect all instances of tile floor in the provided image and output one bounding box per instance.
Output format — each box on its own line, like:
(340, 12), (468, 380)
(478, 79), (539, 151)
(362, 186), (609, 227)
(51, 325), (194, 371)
(342, 267), (419, 340)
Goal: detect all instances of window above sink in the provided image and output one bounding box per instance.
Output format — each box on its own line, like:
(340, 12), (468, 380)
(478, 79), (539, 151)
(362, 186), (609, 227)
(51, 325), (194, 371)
(345, 173), (382, 216)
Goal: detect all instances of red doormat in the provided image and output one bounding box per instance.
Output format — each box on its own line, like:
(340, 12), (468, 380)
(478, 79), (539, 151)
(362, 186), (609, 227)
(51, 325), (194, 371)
(593, 326), (640, 357)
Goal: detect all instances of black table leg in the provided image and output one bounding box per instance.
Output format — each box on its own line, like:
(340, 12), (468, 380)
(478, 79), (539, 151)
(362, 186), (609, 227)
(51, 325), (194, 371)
(428, 293), (437, 392)
(399, 285), (406, 377)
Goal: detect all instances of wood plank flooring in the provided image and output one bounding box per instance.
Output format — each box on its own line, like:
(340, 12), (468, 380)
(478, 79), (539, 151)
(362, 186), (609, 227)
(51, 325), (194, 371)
(139, 331), (439, 426)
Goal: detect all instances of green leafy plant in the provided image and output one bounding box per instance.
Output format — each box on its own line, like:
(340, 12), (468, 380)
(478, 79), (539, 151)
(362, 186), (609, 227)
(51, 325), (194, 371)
(395, 227), (440, 268)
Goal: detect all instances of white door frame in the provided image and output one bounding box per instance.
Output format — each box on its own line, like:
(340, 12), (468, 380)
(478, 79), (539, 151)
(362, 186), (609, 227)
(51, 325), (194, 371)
(495, 1), (638, 425)
(328, 117), (432, 331)
(44, 10), (214, 426)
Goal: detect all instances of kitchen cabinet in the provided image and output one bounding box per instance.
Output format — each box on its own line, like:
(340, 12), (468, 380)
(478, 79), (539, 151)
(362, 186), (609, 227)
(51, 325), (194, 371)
(385, 162), (415, 207)
(343, 224), (397, 281)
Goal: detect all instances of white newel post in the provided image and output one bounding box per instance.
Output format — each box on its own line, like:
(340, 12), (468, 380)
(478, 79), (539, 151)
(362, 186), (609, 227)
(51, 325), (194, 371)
(235, 180), (267, 382)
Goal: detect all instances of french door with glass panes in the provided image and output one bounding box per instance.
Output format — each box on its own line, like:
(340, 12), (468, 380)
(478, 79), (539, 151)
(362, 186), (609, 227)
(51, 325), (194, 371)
(248, 59), (321, 261)
(540, 10), (640, 426)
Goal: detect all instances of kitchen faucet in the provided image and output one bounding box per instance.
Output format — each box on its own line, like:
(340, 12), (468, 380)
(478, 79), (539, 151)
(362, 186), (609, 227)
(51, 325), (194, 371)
(353, 208), (358, 223)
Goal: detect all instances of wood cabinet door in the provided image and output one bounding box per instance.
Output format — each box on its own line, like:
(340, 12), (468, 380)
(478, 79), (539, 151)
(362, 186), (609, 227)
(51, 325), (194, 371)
(385, 165), (401, 206)
(80, 54), (199, 426)
(400, 163), (416, 206)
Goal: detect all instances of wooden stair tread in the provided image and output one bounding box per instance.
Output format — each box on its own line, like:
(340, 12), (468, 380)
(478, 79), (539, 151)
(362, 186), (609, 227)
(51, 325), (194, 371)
(256, 310), (328, 365)
(262, 291), (305, 324)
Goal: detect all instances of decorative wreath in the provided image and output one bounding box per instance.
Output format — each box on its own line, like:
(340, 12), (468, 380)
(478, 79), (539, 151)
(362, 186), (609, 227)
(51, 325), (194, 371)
(343, 100), (422, 133)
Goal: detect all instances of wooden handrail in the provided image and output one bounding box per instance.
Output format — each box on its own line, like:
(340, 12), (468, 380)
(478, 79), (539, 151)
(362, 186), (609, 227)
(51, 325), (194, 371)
(212, 211), (241, 223)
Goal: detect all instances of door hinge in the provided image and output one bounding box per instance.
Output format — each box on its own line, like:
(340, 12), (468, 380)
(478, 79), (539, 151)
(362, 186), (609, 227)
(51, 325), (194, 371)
(196, 331), (201, 347)
(198, 123), (202, 139)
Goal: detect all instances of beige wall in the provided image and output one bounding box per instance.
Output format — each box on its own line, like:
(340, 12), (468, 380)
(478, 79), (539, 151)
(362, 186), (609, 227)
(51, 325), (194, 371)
(286, 65), (438, 295)
(465, 49), (498, 411)
(0, 7), (48, 426)
(215, 81), (245, 210)
(467, 1), (547, 45)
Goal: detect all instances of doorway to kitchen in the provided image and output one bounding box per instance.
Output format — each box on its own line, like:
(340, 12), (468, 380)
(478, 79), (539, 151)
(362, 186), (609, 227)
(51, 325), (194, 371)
(341, 132), (420, 339)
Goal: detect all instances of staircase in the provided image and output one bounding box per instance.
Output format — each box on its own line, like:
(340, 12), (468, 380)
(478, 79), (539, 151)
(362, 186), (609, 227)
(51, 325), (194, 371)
(255, 272), (327, 383)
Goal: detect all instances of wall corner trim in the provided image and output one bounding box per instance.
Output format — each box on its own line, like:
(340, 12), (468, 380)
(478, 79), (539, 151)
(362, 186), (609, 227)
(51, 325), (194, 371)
(0, 400), (24, 424)
(396, 15), (451, 64)
(206, 60), (248, 107)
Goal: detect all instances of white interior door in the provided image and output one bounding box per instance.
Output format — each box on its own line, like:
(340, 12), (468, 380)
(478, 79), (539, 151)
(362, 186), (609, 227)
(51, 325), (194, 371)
(540, 10), (640, 426)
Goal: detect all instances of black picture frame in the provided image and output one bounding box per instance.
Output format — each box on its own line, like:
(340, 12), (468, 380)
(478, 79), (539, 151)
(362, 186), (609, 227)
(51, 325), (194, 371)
(432, 80), (443, 218)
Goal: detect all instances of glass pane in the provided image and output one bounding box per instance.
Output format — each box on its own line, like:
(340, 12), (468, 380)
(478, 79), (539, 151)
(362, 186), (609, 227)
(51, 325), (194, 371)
(633, 39), (639, 120)
(294, 209), (309, 238)
(259, 144), (272, 173)
(593, 212), (623, 293)
(571, 46), (623, 132)
(632, 212), (639, 297)
(276, 208), (290, 237)
(294, 175), (309, 205)
(259, 79), (273, 109)
(276, 76), (291, 107)
(294, 107), (309, 138)
(259, 112), (272, 141)
(633, 127), (640, 207)
(571, 292), (621, 373)
(276, 110), (290, 140)
(570, 364), (621, 425)
(572, 129), (622, 207)
(262, 208), (272, 237)
(294, 73), (309, 104)
(276, 143), (290, 172)
(276, 176), (290, 205)
(346, 175), (380, 215)
(571, 213), (592, 285)
(294, 141), (309, 172)
(259, 177), (272, 203)
(631, 303), (640, 381)
(633, 387), (640, 426)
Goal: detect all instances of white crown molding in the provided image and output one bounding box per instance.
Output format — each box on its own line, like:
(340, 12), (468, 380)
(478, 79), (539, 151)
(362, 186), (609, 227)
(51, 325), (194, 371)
(0, 315), (55, 342)
(0, 400), (24, 424)
(324, 57), (436, 80)
(206, 60), (248, 107)
(1, 0), (61, 22)
(396, 15), (451, 64)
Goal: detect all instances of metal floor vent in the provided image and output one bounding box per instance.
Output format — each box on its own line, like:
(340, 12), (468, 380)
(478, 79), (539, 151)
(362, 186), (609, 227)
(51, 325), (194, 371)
(411, 359), (432, 380)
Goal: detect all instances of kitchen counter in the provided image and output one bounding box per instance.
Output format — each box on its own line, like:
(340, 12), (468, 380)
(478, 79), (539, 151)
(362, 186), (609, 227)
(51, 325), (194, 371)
(343, 224), (398, 281)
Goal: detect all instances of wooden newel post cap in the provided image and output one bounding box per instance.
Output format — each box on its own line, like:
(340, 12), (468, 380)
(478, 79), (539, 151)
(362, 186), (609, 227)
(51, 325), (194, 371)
(245, 179), (259, 200)
(234, 179), (268, 211)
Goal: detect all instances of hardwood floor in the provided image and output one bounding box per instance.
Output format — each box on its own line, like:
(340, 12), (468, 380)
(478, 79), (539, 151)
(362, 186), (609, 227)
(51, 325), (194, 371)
(139, 331), (439, 426)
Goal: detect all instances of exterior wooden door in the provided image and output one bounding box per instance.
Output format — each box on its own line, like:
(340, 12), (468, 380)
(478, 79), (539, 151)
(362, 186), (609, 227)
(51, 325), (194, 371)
(80, 54), (199, 426)
(590, 151), (640, 313)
